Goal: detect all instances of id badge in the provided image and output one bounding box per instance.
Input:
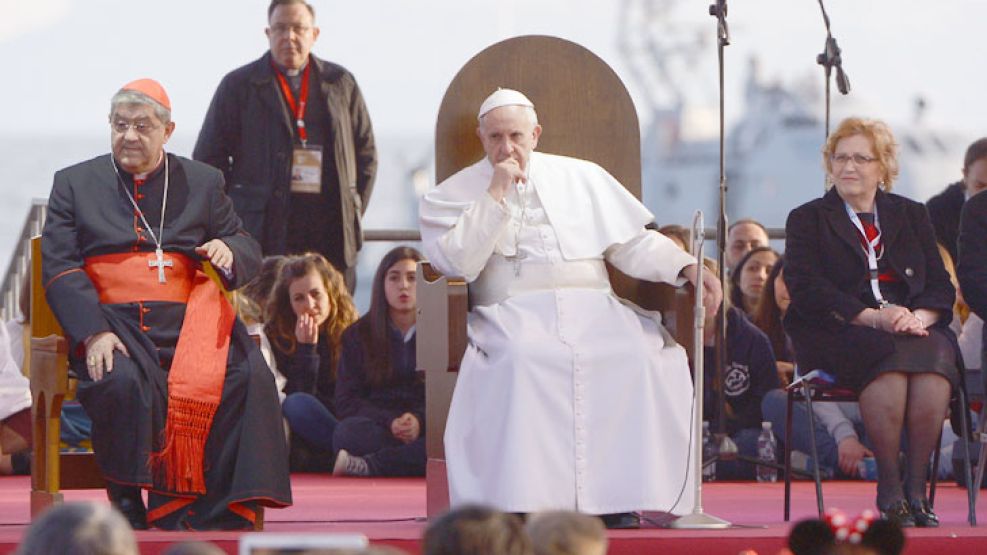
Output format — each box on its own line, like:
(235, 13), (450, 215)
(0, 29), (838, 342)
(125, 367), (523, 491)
(290, 145), (323, 194)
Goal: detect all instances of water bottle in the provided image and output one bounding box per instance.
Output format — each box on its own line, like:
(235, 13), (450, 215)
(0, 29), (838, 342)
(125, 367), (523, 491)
(702, 421), (717, 482)
(756, 421), (778, 483)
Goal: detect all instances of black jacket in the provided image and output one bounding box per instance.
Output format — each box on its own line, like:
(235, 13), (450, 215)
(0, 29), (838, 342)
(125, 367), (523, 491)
(783, 188), (955, 389)
(193, 52), (377, 268)
(958, 191), (987, 321)
(272, 332), (337, 414)
(926, 181), (965, 262)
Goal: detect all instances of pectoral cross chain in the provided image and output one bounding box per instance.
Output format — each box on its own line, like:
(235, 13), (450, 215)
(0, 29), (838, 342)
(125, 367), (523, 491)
(149, 248), (173, 284)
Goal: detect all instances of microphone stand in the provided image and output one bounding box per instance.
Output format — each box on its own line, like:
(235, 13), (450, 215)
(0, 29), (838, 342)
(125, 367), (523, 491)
(710, 0), (730, 451)
(671, 3), (732, 530)
(816, 0), (851, 143)
(689, 0), (801, 492)
(670, 211), (730, 529)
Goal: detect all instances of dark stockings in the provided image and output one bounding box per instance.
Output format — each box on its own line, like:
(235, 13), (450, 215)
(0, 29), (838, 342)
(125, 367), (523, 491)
(859, 372), (950, 508)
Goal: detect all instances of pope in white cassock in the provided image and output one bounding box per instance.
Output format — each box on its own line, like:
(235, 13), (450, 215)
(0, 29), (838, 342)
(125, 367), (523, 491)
(419, 89), (722, 528)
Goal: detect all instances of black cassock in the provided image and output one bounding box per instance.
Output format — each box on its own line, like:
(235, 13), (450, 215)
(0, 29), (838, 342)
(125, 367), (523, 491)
(42, 153), (292, 530)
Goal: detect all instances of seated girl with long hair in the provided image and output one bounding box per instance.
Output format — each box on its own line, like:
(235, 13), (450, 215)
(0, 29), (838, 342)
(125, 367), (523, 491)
(265, 254), (358, 468)
(729, 246), (780, 319)
(332, 246), (426, 477)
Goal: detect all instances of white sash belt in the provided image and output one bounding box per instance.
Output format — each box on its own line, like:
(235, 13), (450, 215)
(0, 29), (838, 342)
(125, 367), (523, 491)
(470, 255), (611, 307)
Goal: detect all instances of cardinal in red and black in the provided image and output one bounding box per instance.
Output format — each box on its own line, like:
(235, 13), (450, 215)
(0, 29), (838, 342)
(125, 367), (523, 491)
(41, 79), (292, 530)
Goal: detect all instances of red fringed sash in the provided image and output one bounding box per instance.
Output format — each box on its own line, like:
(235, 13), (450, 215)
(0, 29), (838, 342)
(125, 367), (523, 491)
(84, 252), (234, 494)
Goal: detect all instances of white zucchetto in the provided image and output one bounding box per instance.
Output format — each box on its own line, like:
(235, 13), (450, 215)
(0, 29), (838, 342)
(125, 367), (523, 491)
(477, 88), (535, 120)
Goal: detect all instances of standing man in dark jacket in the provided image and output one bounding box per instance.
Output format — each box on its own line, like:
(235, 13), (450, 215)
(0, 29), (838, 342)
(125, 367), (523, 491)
(926, 137), (987, 261)
(194, 0), (377, 291)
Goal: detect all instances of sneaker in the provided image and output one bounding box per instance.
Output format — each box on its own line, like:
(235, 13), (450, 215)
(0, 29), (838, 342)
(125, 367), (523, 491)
(333, 449), (370, 477)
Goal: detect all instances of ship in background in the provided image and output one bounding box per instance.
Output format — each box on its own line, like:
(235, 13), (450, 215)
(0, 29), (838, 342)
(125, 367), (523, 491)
(617, 0), (969, 230)
(0, 0), (974, 314)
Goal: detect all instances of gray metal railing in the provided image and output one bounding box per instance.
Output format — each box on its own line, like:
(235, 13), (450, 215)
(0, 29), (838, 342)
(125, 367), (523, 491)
(0, 200), (786, 319)
(1, 199), (49, 321)
(0, 200), (429, 320)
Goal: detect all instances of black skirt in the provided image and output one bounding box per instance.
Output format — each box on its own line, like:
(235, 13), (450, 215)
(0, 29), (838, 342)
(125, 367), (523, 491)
(859, 328), (960, 392)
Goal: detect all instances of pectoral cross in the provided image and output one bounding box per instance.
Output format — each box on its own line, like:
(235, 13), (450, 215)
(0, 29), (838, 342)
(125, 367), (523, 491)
(506, 251), (527, 277)
(149, 248), (173, 284)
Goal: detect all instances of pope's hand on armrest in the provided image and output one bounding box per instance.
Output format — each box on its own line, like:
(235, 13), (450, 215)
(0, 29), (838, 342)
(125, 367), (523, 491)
(680, 263), (723, 316)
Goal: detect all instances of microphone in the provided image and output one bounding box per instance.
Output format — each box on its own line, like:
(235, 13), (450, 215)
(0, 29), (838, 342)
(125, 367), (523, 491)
(816, 0), (851, 95)
(708, 0), (730, 46)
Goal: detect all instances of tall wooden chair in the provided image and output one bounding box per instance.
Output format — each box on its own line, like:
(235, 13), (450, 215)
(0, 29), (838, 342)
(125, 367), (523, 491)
(29, 238), (265, 529)
(417, 35), (695, 518)
(29, 236), (104, 518)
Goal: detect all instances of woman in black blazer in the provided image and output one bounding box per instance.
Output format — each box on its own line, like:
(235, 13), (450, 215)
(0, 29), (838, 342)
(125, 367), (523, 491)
(784, 117), (958, 527)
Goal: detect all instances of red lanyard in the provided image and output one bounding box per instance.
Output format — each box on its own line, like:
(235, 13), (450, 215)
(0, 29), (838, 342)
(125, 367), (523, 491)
(273, 62), (311, 145)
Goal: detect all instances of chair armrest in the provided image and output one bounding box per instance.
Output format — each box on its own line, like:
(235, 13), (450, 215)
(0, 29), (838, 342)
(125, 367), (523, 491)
(417, 262), (469, 461)
(29, 335), (70, 401)
(608, 264), (696, 365)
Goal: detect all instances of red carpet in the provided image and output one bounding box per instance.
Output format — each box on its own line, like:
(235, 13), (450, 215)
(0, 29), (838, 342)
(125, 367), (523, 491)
(0, 475), (984, 554)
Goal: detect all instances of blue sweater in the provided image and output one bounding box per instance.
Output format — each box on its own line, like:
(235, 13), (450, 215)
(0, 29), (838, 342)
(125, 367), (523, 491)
(334, 317), (425, 430)
(703, 307), (781, 435)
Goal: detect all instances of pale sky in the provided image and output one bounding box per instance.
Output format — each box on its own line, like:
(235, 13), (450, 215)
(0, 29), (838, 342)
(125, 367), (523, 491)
(0, 0), (984, 143)
(1, 0), (984, 307)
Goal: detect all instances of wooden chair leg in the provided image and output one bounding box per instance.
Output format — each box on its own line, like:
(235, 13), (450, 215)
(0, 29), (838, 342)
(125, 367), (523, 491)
(31, 391), (68, 518)
(254, 506), (264, 531)
(30, 490), (63, 519)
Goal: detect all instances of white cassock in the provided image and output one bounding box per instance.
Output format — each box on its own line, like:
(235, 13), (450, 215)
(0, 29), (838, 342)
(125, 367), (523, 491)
(0, 320), (31, 421)
(420, 151), (697, 514)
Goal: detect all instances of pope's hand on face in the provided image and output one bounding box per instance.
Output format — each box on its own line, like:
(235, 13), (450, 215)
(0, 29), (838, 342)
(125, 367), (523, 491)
(487, 158), (526, 202)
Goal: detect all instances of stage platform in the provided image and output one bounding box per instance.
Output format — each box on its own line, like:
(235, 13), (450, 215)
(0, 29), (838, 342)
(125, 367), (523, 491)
(0, 475), (984, 554)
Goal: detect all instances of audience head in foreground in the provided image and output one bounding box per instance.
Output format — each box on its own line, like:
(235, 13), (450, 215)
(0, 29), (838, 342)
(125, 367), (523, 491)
(525, 510), (607, 555)
(787, 510), (905, 555)
(16, 502), (138, 555)
(422, 505), (532, 555)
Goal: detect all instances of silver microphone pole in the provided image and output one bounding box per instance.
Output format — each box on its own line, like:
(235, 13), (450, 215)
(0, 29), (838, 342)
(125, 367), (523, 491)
(671, 210), (730, 529)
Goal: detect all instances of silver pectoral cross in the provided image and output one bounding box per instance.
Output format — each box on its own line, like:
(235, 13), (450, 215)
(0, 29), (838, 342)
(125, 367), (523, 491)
(506, 251), (526, 277)
(149, 248), (173, 284)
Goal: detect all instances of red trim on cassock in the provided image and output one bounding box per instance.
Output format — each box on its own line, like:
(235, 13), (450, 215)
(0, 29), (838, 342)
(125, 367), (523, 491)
(43, 267), (84, 291)
(146, 497), (196, 525)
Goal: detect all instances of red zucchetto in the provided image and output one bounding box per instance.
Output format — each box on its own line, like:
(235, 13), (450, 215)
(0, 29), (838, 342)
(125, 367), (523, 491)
(119, 78), (171, 111)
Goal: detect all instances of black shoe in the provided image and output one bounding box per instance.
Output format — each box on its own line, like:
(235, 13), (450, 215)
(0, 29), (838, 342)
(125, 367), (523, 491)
(908, 498), (939, 528)
(878, 499), (915, 528)
(106, 482), (148, 530)
(599, 512), (640, 529)
(9, 452), (30, 476)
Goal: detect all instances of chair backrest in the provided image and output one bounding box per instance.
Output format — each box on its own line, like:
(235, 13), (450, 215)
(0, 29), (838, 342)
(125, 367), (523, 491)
(435, 35), (687, 311)
(30, 236), (62, 341)
(436, 35), (640, 194)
